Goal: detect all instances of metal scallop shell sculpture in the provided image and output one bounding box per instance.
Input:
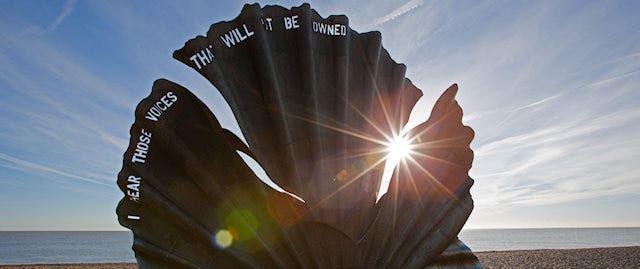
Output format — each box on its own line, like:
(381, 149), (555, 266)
(117, 3), (479, 268)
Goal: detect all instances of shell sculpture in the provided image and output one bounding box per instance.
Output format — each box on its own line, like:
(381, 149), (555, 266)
(117, 3), (480, 268)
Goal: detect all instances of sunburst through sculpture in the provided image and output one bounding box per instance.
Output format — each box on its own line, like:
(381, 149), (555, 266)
(116, 3), (480, 268)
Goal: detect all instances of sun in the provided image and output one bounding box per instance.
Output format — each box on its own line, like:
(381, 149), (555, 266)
(375, 134), (415, 201)
(385, 135), (412, 162)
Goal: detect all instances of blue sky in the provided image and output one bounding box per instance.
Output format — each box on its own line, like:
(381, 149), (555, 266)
(0, 0), (638, 230)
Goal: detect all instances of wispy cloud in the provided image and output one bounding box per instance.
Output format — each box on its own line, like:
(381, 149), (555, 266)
(49, 0), (77, 31)
(0, 153), (109, 186)
(472, 107), (640, 210)
(366, 0), (423, 28)
(0, 14), (131, 197)
(584, 69), (640, 89)
(514, 94), (562, 111)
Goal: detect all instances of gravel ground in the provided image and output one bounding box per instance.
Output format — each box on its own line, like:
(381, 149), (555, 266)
(476, 246), (640, 269)
(1, 246), (638, 268)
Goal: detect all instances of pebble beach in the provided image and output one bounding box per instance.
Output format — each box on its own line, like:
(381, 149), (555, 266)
(1, 246), (638, 269)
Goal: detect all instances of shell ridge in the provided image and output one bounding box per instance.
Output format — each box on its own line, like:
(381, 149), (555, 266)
(405, 196), (472, 267)
(246, 7), (305, 197)
(320, 9), (358, 249)
(387, 62), (409, 135)
(284, 6), (333, 268)
(304, 7), (326, 203)
(338, 33), (388, 266)
(402, 194), (474, 268)
(128, 203), (220, 268)
(370, 195), (455, 267)
(138, 184), (211, 240)
(132, 237), (203, 269)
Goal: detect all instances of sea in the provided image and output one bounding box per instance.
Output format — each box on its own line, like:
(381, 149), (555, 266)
(1, 228), (639, 265)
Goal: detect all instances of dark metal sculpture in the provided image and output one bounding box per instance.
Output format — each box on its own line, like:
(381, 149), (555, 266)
(117, 3), (480, 268)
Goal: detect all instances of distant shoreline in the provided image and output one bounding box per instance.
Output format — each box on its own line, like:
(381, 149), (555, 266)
(1, 246), (638, 269)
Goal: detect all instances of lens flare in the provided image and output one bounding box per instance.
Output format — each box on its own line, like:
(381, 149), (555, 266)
(225, 209), (259, 242)
(213, 229), (234, 249)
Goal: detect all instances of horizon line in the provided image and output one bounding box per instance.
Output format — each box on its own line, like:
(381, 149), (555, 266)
(1, 226), (640, 232)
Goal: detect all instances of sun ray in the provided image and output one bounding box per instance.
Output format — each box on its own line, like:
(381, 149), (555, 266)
(410, 151), (467, 168)
(403, 108), (463, 143)
(374, 87), (400, 139)
(410, 135), (471, 149)
(401, 158), (424, 203)
(345, 99), (394, 142)
(284, 111), (389, 146)
(308, 156), (389, 211)
(405, 157), (466, 206)
(279, 88), (467, 206)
